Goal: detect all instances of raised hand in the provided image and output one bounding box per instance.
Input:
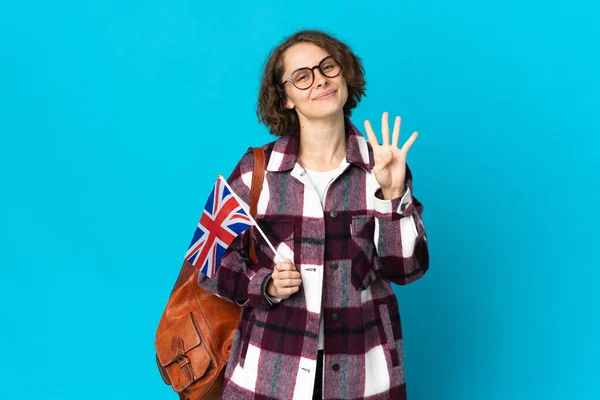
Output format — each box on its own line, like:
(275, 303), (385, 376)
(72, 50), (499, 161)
(364, 112), (418, 200)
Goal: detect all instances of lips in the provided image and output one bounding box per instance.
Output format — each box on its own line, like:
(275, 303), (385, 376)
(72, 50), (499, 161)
(314, 90), (337, 100)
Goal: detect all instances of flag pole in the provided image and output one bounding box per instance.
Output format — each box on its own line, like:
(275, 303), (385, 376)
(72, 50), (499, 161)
(219, 175), (285, 263)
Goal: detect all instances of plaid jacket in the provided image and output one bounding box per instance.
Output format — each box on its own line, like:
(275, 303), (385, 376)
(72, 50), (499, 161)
(198, 119), (429, 399)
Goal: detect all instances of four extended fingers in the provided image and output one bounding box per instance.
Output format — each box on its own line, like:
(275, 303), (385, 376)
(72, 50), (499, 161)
(365, 112), (417, 152)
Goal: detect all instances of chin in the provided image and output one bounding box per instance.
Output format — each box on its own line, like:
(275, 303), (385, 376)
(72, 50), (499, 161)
(302, 106), (341, 121)
(317, 102), (345, 117)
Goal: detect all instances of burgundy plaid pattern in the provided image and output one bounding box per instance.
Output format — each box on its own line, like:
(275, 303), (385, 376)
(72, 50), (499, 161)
(198, 119), (429, 399)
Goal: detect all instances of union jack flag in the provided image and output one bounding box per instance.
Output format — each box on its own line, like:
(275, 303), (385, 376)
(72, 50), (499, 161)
(186, 176), (254, 278)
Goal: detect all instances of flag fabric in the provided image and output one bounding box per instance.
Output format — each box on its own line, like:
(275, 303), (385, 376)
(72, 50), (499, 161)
(185, 176), (253, 278)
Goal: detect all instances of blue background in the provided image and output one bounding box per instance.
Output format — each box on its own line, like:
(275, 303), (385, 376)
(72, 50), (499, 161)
(1, 1), (598, 399)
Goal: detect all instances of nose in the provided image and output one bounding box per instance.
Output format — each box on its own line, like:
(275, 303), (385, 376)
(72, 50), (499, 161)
(313, 68), (329, 88)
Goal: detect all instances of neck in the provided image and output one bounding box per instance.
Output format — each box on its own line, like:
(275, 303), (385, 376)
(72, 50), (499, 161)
(297, 113), (347, 171)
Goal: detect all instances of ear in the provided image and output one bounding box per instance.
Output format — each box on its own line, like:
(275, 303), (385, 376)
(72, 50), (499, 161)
(278, 85), (295, 110)
(285, 97), (295, 110)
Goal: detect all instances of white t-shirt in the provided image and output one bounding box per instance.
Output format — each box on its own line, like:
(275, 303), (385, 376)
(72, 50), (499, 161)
(304, 159), (347, 350)
(304, 162), (345, 205)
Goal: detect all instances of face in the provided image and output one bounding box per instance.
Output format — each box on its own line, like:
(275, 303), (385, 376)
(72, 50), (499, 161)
(281, 42), (348, 122)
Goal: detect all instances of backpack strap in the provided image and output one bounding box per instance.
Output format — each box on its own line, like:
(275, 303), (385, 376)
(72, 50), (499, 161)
(248, 147), (265, 265)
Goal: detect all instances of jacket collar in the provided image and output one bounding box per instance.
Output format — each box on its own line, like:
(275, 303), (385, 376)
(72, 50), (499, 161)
(266, 118), (373, 172)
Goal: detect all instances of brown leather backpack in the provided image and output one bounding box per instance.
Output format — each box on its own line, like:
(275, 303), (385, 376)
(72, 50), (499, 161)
(155, 148), (265, 400)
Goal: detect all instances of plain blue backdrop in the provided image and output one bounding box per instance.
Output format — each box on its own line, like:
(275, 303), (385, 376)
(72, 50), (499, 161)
(1, 1), (598, 399)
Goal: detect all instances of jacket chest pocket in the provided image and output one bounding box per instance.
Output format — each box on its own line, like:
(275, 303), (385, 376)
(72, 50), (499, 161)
(255, 219), (295, 266)
(350, 215), (379, 291)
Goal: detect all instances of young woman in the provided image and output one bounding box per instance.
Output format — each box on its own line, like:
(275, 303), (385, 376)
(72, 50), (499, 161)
(198, 29), (429, 400)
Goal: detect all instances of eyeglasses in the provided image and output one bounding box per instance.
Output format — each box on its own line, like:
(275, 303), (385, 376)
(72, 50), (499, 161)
(281, 56), (342, 90)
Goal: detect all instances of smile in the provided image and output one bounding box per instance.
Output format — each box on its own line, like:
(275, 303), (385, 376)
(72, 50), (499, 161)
(314, 90), (337, 100)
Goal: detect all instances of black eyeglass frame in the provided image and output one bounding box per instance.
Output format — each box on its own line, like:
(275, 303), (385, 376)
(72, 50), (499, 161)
(281, 56), (342, 90)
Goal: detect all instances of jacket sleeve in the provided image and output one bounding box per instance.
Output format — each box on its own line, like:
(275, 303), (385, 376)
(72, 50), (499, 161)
(196, 148), (276, 310)
(372, 164), (430, 285)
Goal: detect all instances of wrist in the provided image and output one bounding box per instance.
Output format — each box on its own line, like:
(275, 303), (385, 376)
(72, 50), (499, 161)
(266, 278), (277, 297)
(381, 186), (405, 200)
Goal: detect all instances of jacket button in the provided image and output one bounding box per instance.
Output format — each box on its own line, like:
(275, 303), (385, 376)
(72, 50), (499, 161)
(332, 313), (340, 322)
(332, 363), (340, 372)
(330, 210), (338, 218)
(329, 262), (338, 271)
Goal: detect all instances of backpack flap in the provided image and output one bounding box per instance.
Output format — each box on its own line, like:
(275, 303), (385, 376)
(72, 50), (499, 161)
(155, 313), (211, 392)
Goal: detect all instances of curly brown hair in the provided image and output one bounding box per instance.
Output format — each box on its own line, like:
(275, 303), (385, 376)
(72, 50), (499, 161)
(256, 30), (366, 137)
